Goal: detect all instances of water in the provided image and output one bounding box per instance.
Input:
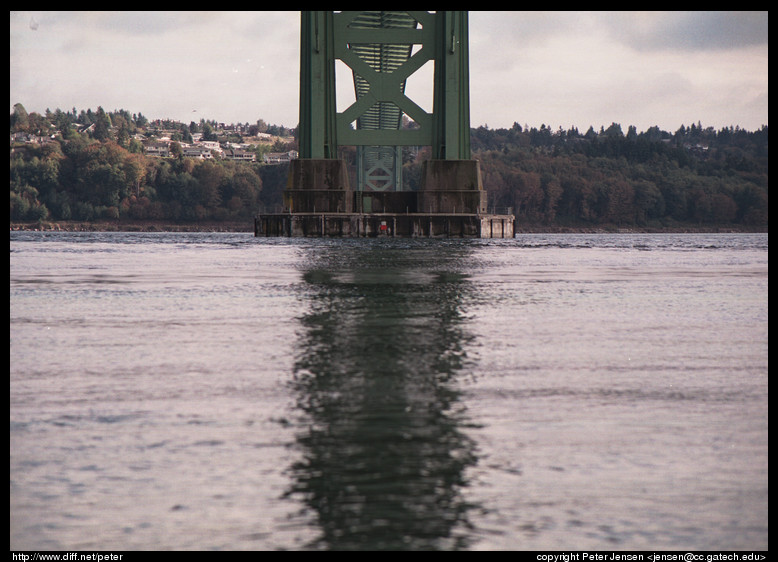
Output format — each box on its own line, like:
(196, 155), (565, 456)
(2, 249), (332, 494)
(9, 232), (768, 551)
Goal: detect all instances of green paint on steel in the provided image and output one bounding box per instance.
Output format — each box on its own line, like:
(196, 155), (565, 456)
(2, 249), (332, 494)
(298, 11), (337, 159)
(431, 11), (471, 160)
(297, 11), (472, 184)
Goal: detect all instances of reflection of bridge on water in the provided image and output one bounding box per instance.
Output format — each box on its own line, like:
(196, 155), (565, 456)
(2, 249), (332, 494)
(285, 242), (481, 550)
(256, 11), (514, 238)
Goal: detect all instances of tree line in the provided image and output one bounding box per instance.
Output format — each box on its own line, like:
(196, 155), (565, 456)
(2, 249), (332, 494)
(399, 121), (767, 228)
(10, 103), (768, 228)
(10, 134), (281, 223)
(465, 122), (768, 227)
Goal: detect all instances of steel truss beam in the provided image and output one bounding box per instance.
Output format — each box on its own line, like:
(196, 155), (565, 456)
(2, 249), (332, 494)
(297, 11), (472, 167)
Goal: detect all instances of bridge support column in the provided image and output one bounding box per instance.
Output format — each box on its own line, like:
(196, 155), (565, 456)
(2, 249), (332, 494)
(418, 159), (487, 214)
(297, 12), (338, 159)
(283, 159), (352, 214)
(256, 11), (515, 238)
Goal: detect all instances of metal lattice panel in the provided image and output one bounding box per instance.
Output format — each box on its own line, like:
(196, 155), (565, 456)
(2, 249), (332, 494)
(333, 11), (434, 148)
(347, 11), (417, 133)
(298, 11), (471, 161)
(345, 12), (416, 191)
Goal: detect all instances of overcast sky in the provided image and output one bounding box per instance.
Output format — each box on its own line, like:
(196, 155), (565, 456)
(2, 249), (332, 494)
(10, 11), (769, 133)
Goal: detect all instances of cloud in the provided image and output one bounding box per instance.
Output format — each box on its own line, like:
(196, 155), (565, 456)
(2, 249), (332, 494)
(468, 11), (768, 131)
(601, 11), (769, 52)
(10, 11), (302, 125)
(9, 11), (768, 132)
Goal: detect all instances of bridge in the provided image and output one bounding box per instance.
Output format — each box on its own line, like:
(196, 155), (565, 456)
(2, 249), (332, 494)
(255, 11), (515, 238)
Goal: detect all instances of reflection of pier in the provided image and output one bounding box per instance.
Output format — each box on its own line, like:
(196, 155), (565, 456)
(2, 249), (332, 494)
(285, 242), (480, 550)
(255, 11), (514, 239)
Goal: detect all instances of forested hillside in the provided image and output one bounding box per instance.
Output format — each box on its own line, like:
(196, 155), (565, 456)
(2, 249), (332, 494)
(462, 122), (767, 228)
(10, 104), (768, 230)
(10, 105), (292, 225)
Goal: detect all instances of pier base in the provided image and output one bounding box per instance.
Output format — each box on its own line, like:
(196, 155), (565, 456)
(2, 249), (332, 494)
(258, 158), (514, 238)
(255, 213), (514, 239)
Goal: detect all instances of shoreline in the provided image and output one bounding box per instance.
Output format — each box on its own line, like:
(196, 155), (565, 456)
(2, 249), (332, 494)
(9, 220), (254, 233)
(10, 220), (767, 234)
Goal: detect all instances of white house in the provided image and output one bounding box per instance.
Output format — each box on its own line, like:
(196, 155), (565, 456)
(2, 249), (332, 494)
(182, 145), (213, 159)
(144, 141), (170, 157)
(263, 150), (298, 164)
(196, 140), (223, 154)
(224, 148), (256, 162)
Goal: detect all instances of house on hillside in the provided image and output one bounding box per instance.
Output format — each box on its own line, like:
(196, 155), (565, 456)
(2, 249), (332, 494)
(196, 140), (223, 155)
(263, 150), (298, 164)
(10, 132), (58, 145)
(144, 141), (170, 157)
(224, 148), (256, 162)
(182, 145), (213, 159)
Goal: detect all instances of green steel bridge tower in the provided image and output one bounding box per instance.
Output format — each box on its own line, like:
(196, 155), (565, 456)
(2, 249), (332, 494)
(257, 10), (514, 238)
